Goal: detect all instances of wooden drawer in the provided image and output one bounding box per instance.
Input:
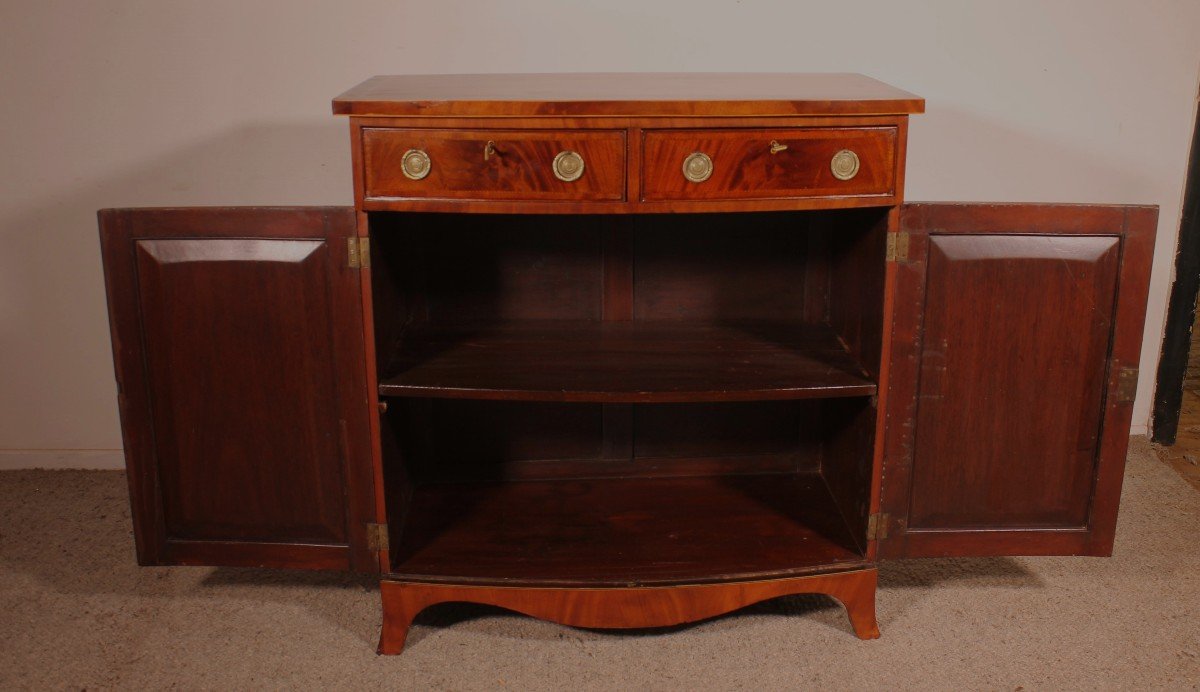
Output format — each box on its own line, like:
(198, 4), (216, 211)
(362, 128), (626, 202)
(641, 127), (896, 202)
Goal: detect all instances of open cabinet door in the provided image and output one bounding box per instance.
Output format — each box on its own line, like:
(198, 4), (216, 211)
(876, 204), (1156, 559)
(100, 207), (378, 571)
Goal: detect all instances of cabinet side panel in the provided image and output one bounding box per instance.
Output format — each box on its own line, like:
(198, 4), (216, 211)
(100, 209), (165, 565)
(828, 208), (889, 379)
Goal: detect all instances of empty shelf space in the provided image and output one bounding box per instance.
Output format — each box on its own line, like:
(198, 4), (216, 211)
(388, 472), (866, 587)
(378, 321), (876, 403)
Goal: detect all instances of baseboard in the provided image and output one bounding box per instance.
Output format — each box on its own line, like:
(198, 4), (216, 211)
(0, 450), (124, 470)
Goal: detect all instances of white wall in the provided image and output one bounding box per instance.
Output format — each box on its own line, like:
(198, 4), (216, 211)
(1, 0), (1197, 468)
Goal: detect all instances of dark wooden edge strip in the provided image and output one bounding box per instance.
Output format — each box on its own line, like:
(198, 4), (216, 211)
(165, 540), (351, 571)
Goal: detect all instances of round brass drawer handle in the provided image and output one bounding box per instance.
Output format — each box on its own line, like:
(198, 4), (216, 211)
(682, 152), (713, 183)
(401, 149), (431, 180)
(830, 149), (860, 181)
(553, 150), (585, 182)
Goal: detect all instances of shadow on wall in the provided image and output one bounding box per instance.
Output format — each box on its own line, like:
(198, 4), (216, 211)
(0, 121), (350, 455)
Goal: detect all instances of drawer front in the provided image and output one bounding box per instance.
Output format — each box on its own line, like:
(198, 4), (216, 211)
(362, 128), (626, 202)
(642, 128), (897, 201)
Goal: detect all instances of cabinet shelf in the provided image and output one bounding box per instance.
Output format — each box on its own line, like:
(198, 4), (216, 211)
(388, 471), (866, 587)
(378, 321), (876, 403)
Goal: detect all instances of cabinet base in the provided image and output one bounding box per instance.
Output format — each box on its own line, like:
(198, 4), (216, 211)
(377, 568), (879, 654)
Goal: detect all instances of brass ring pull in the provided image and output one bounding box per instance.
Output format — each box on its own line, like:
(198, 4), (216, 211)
(484, 140), (497, 161)
(769, 140), (788, 154)
(400, 149), (431, 180)
(831, 149), (860, 181)
(553, 150), (585, 182)
(682, 152), (713, 183)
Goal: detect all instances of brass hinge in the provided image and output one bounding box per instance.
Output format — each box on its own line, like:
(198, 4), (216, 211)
(885, 233), (910, 262)
(867, 513), (890, 541)
(347, 237), (371, 269)
(1116, 367), (1139, 404)
(366, 522), (389, 551)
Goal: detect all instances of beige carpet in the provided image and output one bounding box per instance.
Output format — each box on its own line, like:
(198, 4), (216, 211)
(3, 438), (1199, 690)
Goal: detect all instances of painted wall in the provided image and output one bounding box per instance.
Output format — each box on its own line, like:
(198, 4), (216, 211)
(1, 0), (1197, 468)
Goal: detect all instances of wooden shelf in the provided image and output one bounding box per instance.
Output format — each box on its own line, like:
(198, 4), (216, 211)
(388, 472), (866, 587)
(378, 321), (875, 403)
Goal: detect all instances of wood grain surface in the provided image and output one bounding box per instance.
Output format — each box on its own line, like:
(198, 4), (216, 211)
(363, 128), (625, 202)
(334, 73), (924, 117)
(387, 472), (865, 587)
(378, 568), (880, 654)
(99, 207), (378, 571)
(378, 321), (876, 402)
(878, 203), (1157, 558)
(641, 127), (896, 201)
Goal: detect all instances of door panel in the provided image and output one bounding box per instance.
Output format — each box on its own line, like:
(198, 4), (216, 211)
(878, 204), (1156, 558)
(910, 234), (1119, 529)
(100, 207), (377, 571)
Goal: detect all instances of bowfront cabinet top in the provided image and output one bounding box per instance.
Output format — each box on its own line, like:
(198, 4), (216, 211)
(332, 73), (926, 117)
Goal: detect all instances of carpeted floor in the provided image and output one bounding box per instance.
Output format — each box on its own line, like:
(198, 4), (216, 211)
(3, 437), (1199, 690)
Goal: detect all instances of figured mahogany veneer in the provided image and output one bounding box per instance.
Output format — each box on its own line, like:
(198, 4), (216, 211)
(379, 569), (881, 654)
(362, 128), (626, 202)
(333, 73), (925, 117)
(641, 127), (896, 202)
(341, 74), (919, 213)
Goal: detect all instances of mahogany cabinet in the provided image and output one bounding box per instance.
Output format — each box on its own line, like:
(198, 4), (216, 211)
(99, 74), (1157, 653)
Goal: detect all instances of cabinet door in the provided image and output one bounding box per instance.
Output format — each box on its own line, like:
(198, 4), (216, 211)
(100, 207), (378, 571)
(877, 204), (1156, 558)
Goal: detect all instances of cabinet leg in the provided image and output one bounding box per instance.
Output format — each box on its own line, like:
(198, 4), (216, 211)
(378, 582), (425, 655)
(826, 567), (880, 639)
